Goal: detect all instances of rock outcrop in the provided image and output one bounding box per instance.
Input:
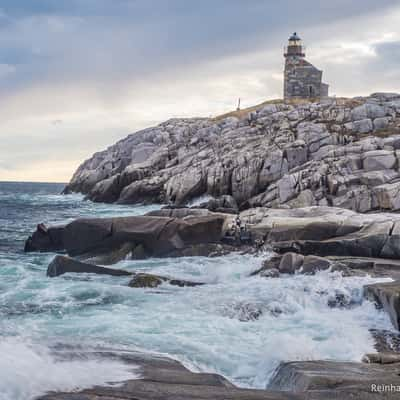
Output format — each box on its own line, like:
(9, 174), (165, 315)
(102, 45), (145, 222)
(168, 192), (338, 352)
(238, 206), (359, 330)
(238, 206), (400, 259)
(25, 214), (227, 260)
(63, 94), (400, 213)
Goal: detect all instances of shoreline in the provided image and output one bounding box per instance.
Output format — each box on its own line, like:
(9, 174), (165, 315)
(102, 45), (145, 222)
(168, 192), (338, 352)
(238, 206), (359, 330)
(23, 204), (400, 399)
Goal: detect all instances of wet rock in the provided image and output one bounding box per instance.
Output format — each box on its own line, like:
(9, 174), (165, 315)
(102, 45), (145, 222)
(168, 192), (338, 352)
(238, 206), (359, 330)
(47, 255), (132, 278)
(278, 252), (304, 274)
(300, 255), (332, 274)
(260, 268), (280, 278)
(36, 349), (299, 400)
(370, 329), (400, 353)
(131, 243), (147, 259)
(240, 206), (400, 259)
(326, 256), (400, 279)
(268, 360), (400, 396)
(274, 253), (335, 275)
(364, 281), (400, 330)
(84, 242), (136, 265)
(250, 254), (282, 276)
(165, 243), (235, 257)
(24, 224), (65, 252)
(363, 352), (400, 364)
(26, 214), (227, 260)
(128, 273), (204, 288)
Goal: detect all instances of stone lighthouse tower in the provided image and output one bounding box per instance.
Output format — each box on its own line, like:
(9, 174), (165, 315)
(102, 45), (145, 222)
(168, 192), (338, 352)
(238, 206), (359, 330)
(284, 32), (329, 100)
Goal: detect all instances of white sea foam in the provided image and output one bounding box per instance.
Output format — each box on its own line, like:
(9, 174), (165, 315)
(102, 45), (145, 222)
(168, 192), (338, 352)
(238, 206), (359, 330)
(1, 252), (395, 391)
(0, 338), (138, 400)
(187, 194), (214, 207)
(0, 185), (397, 393)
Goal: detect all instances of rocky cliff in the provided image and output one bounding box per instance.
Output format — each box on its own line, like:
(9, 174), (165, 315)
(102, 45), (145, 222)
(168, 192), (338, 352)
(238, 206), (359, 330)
(64, 93), (400, 212)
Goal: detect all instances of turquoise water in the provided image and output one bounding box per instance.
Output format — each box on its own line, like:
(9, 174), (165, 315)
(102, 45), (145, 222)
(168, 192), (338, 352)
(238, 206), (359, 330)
(0, 182), (394, 399)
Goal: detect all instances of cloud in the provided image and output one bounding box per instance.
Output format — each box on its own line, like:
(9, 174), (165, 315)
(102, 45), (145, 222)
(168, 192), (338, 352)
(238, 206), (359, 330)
(0, 1), (399, 182)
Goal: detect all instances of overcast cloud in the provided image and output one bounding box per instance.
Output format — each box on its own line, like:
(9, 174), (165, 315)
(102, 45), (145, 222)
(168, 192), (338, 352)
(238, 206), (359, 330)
(0, 0), (399, 182)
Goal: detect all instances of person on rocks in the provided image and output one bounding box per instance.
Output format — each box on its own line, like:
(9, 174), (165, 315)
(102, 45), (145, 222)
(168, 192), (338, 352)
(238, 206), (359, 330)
(235, 215), (242, 229)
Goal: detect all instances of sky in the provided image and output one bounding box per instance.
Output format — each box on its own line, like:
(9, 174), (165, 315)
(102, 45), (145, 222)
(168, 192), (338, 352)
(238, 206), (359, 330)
(0, 0), (399, 182)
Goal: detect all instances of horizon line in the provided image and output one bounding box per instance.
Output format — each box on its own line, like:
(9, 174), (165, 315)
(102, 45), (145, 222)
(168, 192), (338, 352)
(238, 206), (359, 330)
(0, 180), (68, 185)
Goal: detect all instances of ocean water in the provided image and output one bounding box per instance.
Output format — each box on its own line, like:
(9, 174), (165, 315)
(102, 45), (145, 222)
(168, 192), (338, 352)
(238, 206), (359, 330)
(0, 181), (395, 399)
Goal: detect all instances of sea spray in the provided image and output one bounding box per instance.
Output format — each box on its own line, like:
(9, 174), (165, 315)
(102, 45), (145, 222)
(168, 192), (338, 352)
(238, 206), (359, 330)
(0, 337), (138, 400)
(0, 182), (396, 395)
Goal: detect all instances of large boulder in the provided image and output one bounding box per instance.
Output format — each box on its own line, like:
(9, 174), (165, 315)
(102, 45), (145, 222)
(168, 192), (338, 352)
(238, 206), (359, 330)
(278, 253), (304, 274)
(300, 255), (333, 274)
(117, 176), (165, 204)
(88, 174), (123, 203)
(364, 281), (400, 330)
(254, 253), (337, 277)
(26, 214), (227, 260)
(165, 168), (206, 205)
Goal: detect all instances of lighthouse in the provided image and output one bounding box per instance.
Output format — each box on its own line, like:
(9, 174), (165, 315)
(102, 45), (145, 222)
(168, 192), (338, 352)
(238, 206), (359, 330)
(283, 32), (329, 100)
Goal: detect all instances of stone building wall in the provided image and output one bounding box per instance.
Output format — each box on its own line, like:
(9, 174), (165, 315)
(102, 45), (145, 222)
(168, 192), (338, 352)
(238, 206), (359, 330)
(284, 58), (329, 99)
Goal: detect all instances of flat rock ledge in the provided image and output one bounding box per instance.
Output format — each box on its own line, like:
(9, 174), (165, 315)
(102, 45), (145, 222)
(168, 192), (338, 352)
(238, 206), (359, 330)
(255, 254), (400, 279)
(268, 360), (400, 399)
(36, 351), (400, 400)
(36, 350), (297, 400)
(239, 206), (400, 259)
